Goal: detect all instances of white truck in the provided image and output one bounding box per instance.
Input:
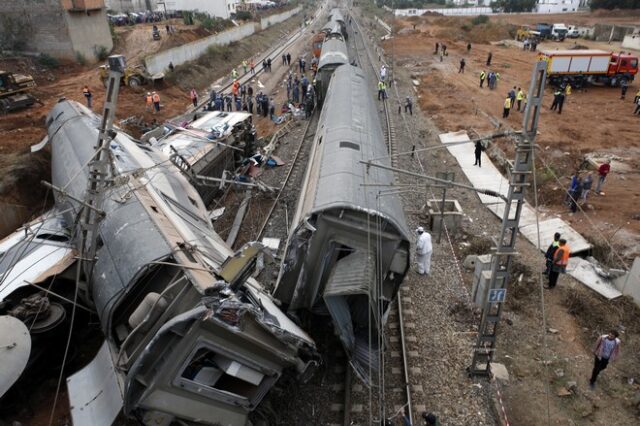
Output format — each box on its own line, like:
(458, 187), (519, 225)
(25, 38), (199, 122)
(551, 23), (569, 41)
(567, 25), (580, 38)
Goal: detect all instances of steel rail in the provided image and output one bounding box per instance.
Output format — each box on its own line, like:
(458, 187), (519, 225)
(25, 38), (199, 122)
(348, 10), (413, 426)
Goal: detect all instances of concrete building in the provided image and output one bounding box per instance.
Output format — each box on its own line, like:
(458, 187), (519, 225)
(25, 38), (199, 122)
(105, 0), (157, 12)
(165, 0), (239, 18)
(0, 0), (113, 62)
(535, 0), (580, 13)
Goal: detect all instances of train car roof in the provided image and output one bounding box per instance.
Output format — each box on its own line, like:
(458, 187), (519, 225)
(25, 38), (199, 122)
(318, 38), (349, 69)
(329, 8), (344, 22)
(310, 65), (410, 239)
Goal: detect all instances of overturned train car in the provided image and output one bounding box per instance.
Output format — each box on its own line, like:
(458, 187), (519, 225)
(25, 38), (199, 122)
(316, 31), (349, 103)
(274, 66), (411, 385)
(0, 100), (317, 425)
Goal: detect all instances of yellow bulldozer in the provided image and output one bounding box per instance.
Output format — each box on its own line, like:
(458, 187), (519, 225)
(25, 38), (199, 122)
(98, 63), (164, 89)
(0, 70), (39, 113)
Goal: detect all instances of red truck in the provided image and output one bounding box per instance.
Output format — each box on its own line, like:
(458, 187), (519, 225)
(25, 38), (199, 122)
(539, 50), (639, 88)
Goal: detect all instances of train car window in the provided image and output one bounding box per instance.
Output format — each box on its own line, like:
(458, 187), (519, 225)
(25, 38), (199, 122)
(318, 137), (322, 145)
(339, 141), (360, 151)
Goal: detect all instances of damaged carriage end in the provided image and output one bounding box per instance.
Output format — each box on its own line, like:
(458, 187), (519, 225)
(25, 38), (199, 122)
(36, 100), (319, 426)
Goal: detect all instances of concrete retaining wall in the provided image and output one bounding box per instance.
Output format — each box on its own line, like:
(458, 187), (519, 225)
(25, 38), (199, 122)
(260, 6), (301, 29)
(144, 6), (302, 74)
(615, 258), (640, 307)
(145, 23), (257, 74)
(1, 0), (112, 62)
(622, 33), (640, 51)
(593, 24), (637, 42)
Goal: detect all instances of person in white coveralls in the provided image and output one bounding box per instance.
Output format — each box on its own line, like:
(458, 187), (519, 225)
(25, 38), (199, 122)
(415, 226), (432, 275)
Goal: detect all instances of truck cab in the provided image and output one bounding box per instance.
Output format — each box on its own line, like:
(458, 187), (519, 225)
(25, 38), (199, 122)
(609, 52), (639, 83)
(535, 23), (552, 39)
(567, 25), (580, 38)
(551, 24), (568, 41)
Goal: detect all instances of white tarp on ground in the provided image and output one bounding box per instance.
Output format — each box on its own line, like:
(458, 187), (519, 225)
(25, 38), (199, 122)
(438, 131), (622, 298)
(567, 257), (622, 300)
(439, 130), (591, 252)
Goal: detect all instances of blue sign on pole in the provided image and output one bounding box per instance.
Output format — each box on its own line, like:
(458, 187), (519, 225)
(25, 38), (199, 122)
(488, 288), (507, 303)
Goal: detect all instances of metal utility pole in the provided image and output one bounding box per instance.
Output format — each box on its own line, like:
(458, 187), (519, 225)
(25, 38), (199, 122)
(80, 55), (126, 291)
(468, 61), (547, 376)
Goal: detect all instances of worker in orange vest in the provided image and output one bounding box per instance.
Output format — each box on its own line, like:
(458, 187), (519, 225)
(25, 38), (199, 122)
(152, 91), (161, 113)
(548, 239), (570, 289)
(82, 85), (92, 109)
(190, 88), (198, 107)
(145, 92), (153, 112)
(232, 80), (240, 97)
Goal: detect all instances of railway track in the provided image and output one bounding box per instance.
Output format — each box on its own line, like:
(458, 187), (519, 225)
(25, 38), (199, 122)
(335, 11), (415, 426)
(257, 111), (319, 243)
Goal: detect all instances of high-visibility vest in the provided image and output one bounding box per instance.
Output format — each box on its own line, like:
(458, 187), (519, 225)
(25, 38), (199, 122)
(504, 98), (511, 109)
(554, 245), (571, 266)
(480, 72), (486, 80)
(565, 85), (572, 95)
(152, 94), (160, 103)
(516, 90), (524, 101)
(378, 82), (385, 90)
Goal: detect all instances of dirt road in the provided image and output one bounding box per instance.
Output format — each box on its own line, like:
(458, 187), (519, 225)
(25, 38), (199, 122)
(386, 14), (640, 261)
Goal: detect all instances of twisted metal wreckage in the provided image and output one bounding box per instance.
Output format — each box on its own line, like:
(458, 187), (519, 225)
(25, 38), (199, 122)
(0, 57), (318, 426)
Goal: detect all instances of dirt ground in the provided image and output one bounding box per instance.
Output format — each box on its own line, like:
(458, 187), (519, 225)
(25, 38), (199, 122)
(385, 12), (640, 262)
(370, 9), (640, 426)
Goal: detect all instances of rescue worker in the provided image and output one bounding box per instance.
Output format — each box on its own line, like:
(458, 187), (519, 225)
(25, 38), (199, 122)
(83, 85), (92, 109)
(479, 70), (486, 88)
(415, 226), (432, 276)
(231, 68), (239, 80)
(242, 60), (248, 74)
(634, 88), (640, 104)
(547, 239), (570, 289)
(405, 96), (413, 115)
(145, 92), (153, 112)
(377, 81), (386, 100)
(232, 80), (240, 97)
(474, 140), (483, 167)
(502, 95), (512, 118)
(151, 91), (161, 113)
(486, 51), (492, 66)
(189, 88), (198, 108)
(590, 330), (621, 388)
(620, 80), (628, 99)
(550, 88), (562, 111)
(516, 87), (525, 111)
(458, 58), (465, 73)
(544, 232), (561, 277)
(250, 59), (255, 75)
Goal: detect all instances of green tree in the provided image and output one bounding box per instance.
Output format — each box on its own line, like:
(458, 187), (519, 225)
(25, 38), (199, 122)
(490, 0), (536, 12)
(590, 0), (640, 9)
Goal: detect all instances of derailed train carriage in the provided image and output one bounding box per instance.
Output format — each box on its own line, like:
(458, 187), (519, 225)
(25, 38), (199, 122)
(274, 65), (411, 384)
(0, 100), (318, 425)
(315, 32), (349, 102)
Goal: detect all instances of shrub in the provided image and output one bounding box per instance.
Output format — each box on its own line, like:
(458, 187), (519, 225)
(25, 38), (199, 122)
(93, 45), (109, 61)
(471, 15), (490, 26)
(75, 51), (87, 65)
(235, 11), (253, 21)
(37, 53), (59, 69)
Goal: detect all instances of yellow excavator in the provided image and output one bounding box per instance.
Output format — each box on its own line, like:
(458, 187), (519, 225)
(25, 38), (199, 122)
(0, 70), (39, 113)
(98, 63), (164, 89)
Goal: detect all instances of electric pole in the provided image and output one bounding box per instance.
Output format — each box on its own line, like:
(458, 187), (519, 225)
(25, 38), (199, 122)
(469, 61), (547, 376)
